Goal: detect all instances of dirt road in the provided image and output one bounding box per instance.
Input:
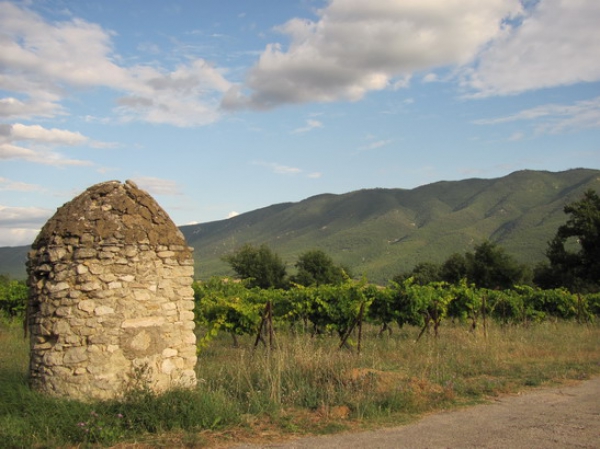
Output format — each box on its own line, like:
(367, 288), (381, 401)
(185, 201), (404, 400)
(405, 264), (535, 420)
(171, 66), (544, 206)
(231, 377), (600, 449)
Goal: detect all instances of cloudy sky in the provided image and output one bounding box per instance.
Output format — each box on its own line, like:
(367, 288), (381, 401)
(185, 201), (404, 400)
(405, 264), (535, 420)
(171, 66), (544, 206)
(1, 0), (599, 247)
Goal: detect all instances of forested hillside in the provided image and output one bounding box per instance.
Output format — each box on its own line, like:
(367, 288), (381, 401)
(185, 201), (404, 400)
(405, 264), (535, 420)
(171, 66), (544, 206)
(1, 168), (599, 283)
(181, 168), (600, 283)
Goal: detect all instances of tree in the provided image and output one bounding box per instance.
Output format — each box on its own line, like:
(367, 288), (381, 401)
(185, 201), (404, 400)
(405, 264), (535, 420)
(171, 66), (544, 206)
(466, 241), (526, 289)
(440, 253), (468, 284)
(536, 189), (600, 292)
(292, 249), (346, 286)
(222, 244), (287, 289)
(395, 242), (526, 289)
(393, 262), (442, 286)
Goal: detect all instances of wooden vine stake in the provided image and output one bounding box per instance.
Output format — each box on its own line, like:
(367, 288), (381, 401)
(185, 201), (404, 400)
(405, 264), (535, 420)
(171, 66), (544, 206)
(482, 292), (488, 340)
(416, 305), (441, 343)
(415, 317), (429, 343)
(339, 302), (366, 354)
(254, 300), (275, 349)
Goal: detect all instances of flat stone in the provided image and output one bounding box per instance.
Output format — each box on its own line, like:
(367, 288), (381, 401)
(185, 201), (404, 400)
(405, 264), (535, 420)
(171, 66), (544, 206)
(94, 306), (115, 316)
(78, 300), (95, 313)
(80, 281), (102, 292)
(74, 248), (97, 259)
(129, 330), (151, 351)
(162, 348), (178, 358)
(63, 347), (88, 365)
(121, 316), (165, 328)
(47, 282), (70, 293)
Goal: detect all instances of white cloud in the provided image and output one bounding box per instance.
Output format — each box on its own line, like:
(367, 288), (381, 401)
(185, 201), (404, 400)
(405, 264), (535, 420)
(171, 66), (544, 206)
(132, 177), (183, 196)
(0, 96), (63, 119)
(0, 123), (94, 166)
(474, 96), (600, 134)
(115, 60), (232, 127)
(0, 205), (52, 246)
(222, 0), (600, 108)
(10, 123), (87, 145)
(0, 2), (232, 127)
(0, 1), (125, 117)
(465, 0), (600, 96)
(292, 119), (324, 134)
(275, 165), (302, 175)
(0, 141), (91, 166)
(222, 0), (522, 109)
(0, 227), (39, 246)
(227, 211), (240, 219)
(0, 205), (50, 226)
(0, 177), (44, 192)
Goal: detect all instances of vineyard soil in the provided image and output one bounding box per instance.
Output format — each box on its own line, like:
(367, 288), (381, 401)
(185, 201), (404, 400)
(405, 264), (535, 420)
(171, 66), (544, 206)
(229, 376), (600, 449)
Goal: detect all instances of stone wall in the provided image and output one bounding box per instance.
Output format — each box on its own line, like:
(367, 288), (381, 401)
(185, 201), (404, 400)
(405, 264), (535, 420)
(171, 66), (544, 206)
(27, 180), (197, 401)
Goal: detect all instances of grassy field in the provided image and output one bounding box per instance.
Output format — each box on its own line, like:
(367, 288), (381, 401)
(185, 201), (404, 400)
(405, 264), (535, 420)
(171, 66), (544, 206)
(1, 320), (599, 448)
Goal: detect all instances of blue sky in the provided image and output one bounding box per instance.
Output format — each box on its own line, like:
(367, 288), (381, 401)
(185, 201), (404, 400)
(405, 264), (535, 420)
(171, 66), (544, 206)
(1, 0), (599, 247)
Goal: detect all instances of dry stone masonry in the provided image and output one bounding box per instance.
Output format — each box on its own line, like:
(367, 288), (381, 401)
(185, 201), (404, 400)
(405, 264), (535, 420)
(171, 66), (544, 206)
(27, 180), (197, 401)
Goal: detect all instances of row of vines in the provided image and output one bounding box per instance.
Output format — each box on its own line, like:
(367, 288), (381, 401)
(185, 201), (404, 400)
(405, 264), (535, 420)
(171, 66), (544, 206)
(2, 276), (599, 351)
(194, 277), (600, 351)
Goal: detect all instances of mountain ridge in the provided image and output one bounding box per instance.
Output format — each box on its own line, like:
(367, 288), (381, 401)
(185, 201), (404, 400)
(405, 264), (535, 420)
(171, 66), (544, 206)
(177, 168), (600, 283)
(2, 168), (599, 283)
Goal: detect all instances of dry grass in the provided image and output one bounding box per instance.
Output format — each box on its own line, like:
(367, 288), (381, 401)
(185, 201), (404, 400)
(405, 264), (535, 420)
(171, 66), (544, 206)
(1, 321), (599, 448)
(195, 322), (600, 435)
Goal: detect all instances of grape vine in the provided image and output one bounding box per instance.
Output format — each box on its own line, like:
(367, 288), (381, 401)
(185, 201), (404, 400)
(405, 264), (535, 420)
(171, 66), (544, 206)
(192, 276), (598, 353)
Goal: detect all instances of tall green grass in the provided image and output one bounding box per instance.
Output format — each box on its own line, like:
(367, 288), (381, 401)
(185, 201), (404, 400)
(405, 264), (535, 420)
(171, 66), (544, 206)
(1, 321), (599, 448)
(0, 322), (242, 448)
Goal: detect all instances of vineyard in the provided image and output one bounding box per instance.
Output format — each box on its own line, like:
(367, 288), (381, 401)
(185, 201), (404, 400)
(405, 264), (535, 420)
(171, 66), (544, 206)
(193, 277), (600, 352)
(2, 274), (600, 447)
(2, 275), (599, 347)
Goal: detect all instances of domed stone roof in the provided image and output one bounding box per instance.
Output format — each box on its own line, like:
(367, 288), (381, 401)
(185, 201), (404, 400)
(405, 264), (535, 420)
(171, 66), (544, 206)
(33, 180), (187, 256)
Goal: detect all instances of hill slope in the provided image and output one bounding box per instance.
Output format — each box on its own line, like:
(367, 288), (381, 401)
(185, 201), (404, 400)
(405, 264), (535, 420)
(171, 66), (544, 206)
(179, 168), (600, 283)
(2, 168), (599, 283)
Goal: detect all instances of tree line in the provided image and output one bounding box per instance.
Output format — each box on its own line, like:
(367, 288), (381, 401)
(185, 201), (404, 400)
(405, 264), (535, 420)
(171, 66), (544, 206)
(221, 189), (600, 294)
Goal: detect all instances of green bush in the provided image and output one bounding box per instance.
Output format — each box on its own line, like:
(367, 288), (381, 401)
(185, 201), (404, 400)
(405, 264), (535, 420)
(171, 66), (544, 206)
(0, 276), (28, 320)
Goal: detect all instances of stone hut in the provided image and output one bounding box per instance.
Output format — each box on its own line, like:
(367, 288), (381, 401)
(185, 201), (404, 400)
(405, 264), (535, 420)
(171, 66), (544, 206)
(27, 180), (197, 401)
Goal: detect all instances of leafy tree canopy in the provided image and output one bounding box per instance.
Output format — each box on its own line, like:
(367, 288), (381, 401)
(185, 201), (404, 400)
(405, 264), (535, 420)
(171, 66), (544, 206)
(292, 249), (347, 287)
(395, 241), (528, 289)
(222, 243), (287, 289)
(393, 261), (442, 286)
(467, 240), (528, 289)
(536, 189), (600, 292)
(440, 253), (468, 284)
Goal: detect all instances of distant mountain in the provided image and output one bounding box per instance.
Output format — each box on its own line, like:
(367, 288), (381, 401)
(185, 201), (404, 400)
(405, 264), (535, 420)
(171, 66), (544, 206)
(2, 169), (599, 283)
(0, 245), (29, 279)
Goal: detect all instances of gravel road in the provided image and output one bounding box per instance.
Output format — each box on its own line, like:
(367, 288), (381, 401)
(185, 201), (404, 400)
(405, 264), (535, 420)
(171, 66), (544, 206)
(230, 377), (600, 449)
